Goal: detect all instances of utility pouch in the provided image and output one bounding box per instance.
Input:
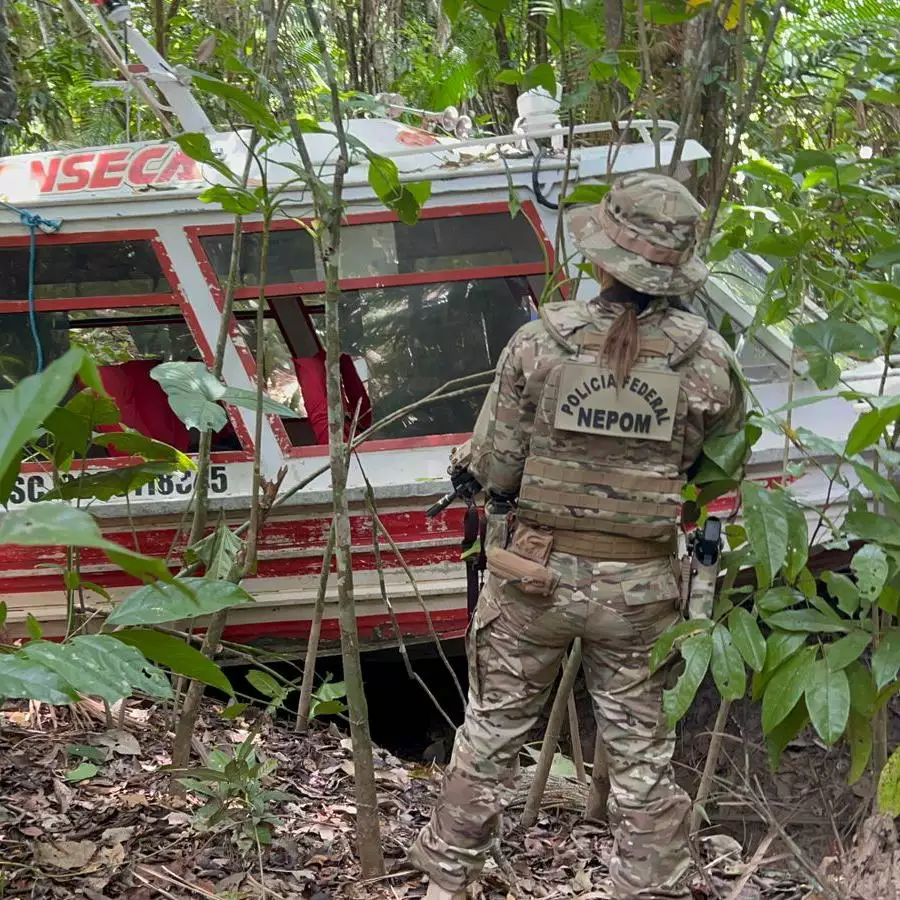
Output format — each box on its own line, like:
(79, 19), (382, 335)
(486, 547), (560, 597)
(510, 523), (554, 566)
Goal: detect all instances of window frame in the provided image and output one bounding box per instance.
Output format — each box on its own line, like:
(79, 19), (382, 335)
(0, 227), (252, 472)
(186, 201), (558, 458)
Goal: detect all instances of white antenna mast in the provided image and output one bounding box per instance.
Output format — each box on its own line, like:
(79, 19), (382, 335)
(69, 0), (215, 135)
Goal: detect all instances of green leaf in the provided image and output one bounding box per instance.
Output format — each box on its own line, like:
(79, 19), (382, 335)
(761, 646), (817, 734)
(852, 544), (889, 604)
(0, 504), (169, 583)
(617, 62), (641, 98)
(247, 669), (283, 699)
(112, 629), (234, 696)
(662, 633), (712, 727)
(866, 246), (900, 270)
(763, 609), (849, 634)
(66, 763), (99, 783)
(67, 744), (108, 763)
(711, 624), (746, 701)
(793, 321), (880, 389)
(91, 432), (195, 470)
(845, 510), (900, 547)
(41, 463), (180, 502)
(646, 0), (700, 24)
(649, 618), (713, 673)
(502, 159), (521, 219)
(309, 678), (348, 719)
(522, 63), (556, 96)
(821, 571), (860, 616)
(192, 74), (279, 134)
(738, 158), (795, 194)
(766, 698), (808, 770)
(757, 586), (802, 613)
(185, 518), (244, 581)
(846, 711), (872, 784)
(728, 608), (767, 672)
(876, 745), (900, 817)
(792, 150), (836, 173)
(471, 0), (512, 25)
(0, 450), (21, 506)
(741, 482), (790, 587)
(0, 655), (77, 704)
(824, 631), (872, 671)
(851, 461), (900, 505)
(26, 613), (42, 641)
(20, 635), (171, 704)
(846, 661), (876, 717)
(0, 348), (85, 489)
(219, 386), (301, 419)
(65, 389), (120, 428)
(150, 362), (227, 432)
(221, 702), (249, 720)
(368, 154), (403, 205)
(172, 133), (234, 181)
(0, 602), (6, 630)
(805, 660), (850, 745)
(846, 402), (900, 456)
(781, 494), (809, 583)
(107, 577), (253, 627)
(562, 184), (611, 206)
(198, 184), (259, 215)
(871, 628), (900, 691)
(495, 69), (522, 85)
(442, 0), (464, 23)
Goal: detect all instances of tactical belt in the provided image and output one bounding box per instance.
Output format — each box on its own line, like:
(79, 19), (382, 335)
(519, 520), (677, 562)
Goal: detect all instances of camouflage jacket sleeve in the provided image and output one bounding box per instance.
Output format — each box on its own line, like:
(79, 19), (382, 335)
(468, 330), (533, 496)
(679, 329), (748, 476)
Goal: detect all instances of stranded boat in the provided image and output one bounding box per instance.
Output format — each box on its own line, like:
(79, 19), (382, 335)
(0, 1), (893, 652)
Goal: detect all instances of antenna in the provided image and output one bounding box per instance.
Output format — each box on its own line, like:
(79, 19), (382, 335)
(375, 93), (473, 140)
(75, 0), (215, 135)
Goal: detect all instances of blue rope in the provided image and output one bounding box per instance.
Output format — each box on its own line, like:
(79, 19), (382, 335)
(0, 200), (62, 373)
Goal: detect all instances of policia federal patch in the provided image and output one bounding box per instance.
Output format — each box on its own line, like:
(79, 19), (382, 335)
(554, 365), (681, 441)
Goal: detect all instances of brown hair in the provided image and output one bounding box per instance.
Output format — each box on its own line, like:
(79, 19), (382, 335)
(601, 278), (656, 386)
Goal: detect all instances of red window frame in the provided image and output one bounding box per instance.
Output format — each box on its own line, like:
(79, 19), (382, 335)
(0, 228), (252, 472)
(186, 201), (559, 458)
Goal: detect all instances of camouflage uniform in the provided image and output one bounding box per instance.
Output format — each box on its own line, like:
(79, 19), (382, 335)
(409, 172), (746, 899)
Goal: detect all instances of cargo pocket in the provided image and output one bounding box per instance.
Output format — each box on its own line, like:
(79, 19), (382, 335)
(619, 568), (682, 643)
(467, 592), (503, 704)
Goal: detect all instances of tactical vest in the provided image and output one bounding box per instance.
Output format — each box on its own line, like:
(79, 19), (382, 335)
(516, 301), (708, 555)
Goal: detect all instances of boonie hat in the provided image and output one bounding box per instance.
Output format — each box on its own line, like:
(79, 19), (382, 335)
(568, 171), (709, 296)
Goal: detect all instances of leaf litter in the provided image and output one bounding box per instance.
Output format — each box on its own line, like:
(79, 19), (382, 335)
(0, 699), (819, 900)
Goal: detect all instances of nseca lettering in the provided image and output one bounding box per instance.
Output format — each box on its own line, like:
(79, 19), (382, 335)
(560, 372), (672, 426)
(16, 145), (201, 195)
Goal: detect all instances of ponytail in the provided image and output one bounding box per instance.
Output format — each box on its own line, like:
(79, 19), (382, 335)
(600, 277), (657, 386)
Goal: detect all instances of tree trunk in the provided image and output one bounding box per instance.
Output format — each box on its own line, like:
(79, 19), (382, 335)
(0, 0), (16, 156)
(493, 18), (519, 128)
(605, 0), (627, 113)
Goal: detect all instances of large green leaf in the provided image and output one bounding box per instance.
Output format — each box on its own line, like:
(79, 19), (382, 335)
(19, 636), (171, 704)
(366, 154), (431, 226)
(876, 745), (900, 817)
(851, 544), (889, 604)
(781, 494), (809, 583)
(792, 321), (880, 389)
(766, 698), (808, 770)
(846, 661), (876, 717)
(649, 618), (713, 673)
(821, 571), (860, 616)
(91, 432), (195, 469)
(757, 586), (803, 613)
(824, 631), (872, 671)
(846, 399), (900, 456)
(107, 577), (253, 626)
(219, 387), (300, 419)
(65, 389), (121, 427)
(112, 630), (233, 696)
(41, 463), (180, 502)
(0, 655), (78, 704)
(871, 627), (900, 691)
(846, 711), (873, 785)
(741, 482), (790, 587)
(192, 75), (280, 134)
(0, 504), (170, 582)
(149, 362), (227, 432)
(0, 349), (86, 489)
(728, 607), (767, 672)
(761, 646), (817, 734)
(763, 608), (850, 633)
(711, 624), (746, 700)
(184, 518), (244, 581)
(845, 510), (900, 547)
(805, 660), (850, 745)
(662, 633), (712, 727)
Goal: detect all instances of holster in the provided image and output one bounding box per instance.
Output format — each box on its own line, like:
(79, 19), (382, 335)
(485, 522), (559, 597)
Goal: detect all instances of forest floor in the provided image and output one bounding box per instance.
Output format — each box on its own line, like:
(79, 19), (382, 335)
(0, 699), (894, 900)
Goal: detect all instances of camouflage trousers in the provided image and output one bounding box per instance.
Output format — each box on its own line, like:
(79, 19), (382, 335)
(409, 553), (692, 899)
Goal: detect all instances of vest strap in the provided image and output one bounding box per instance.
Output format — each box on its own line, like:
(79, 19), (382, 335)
(550, 527), (677, 561)
(523, 458), (684, 495)
(518, 508), (672, 540)
(519, 485), (676, 518)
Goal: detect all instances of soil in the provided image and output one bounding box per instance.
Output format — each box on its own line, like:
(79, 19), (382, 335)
(0, 697), (849, 900)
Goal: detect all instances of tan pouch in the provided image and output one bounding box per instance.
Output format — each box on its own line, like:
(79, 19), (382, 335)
(486, 547), (560, 597)
(510, 523), (554, 566)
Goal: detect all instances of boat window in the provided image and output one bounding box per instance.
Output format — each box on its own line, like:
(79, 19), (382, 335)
(198, 211), (547, 288)
(240, 277), (536, 446)
(0, 305), (240, 454)
(0, 239), (170, 301)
